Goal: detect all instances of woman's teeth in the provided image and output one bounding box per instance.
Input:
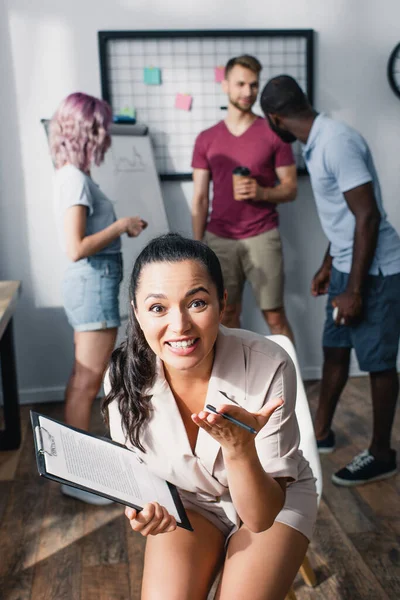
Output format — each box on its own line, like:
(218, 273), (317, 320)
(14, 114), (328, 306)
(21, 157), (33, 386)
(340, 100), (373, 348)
(169, 339), (196, 348)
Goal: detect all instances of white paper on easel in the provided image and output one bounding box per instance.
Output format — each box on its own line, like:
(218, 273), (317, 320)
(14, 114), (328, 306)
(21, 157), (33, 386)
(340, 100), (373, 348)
(91, 131), (170, 326)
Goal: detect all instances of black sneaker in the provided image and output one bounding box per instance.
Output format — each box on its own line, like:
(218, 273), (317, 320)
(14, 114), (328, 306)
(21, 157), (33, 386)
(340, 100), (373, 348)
(331, 449), (397, 487)
(317, 430), (335, 454)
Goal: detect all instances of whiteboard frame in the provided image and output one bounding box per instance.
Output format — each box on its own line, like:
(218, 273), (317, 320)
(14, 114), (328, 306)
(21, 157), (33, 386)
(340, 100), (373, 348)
(98, 29), (314, 181)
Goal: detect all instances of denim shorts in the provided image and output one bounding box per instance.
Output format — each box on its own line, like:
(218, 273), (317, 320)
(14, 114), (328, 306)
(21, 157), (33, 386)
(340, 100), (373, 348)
(323, 266), (400, 372)
(62, 253), (123, 332)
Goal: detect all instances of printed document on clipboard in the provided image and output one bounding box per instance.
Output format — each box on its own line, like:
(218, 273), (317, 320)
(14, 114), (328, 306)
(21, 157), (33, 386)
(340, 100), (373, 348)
(30, 411), (192, 531)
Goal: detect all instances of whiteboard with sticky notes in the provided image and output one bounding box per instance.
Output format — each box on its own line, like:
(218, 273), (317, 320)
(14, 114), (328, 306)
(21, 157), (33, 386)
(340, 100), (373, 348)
(98, 29), (314, 180)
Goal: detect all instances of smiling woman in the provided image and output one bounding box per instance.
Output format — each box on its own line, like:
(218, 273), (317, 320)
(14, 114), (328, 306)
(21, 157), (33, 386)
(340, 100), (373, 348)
(102, 233), (318, 600)
(134, 259), (224, 379)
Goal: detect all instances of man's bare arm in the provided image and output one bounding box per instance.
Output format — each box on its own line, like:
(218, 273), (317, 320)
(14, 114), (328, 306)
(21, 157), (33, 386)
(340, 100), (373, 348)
(344, 182), (381, 294)
(331, 182), (381, 325)
(234, 164), (297, 204)
(192, 168), (211, 240)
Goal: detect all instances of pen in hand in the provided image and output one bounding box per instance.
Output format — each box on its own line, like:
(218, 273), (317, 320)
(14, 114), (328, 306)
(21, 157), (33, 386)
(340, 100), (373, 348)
(205, 404), (257, 434)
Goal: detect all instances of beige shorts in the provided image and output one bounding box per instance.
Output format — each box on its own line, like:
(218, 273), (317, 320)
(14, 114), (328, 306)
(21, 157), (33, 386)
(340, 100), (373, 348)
(179, 471), (317, 544)
(179, 490), (236, 541)
(204, 228), (284, 311)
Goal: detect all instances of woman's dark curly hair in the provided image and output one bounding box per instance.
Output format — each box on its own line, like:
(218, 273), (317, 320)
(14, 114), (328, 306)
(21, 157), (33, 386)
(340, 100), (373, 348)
(102, 233), (225, 451)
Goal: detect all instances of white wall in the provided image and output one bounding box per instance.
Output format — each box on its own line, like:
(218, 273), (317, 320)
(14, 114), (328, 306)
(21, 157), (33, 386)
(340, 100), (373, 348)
(1, 0), (400, 402)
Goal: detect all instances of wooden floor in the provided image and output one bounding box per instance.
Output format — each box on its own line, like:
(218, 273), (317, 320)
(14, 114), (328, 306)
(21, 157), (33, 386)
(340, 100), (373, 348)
(1, 377), (399, 599)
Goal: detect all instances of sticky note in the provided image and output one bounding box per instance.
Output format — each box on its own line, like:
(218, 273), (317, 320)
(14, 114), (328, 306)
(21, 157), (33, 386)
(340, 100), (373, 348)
(175, 93), (192, 111)
(214, 66), (225, 83)
(144, 67), (161, 85)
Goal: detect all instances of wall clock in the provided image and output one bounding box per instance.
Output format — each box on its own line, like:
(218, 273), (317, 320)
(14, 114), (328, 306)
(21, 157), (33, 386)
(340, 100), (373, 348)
(388, 42), (400, 99)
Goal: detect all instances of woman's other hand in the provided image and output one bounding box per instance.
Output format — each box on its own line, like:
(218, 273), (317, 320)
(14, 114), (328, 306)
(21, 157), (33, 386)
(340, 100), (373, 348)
(125, 502), (177, 536)
(121, 216), (148, 237)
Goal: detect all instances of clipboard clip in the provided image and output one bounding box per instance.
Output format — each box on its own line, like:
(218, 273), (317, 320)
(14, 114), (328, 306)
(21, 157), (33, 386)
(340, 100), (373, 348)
(35, 426), (57, 457)
(132, 450), (144, 464)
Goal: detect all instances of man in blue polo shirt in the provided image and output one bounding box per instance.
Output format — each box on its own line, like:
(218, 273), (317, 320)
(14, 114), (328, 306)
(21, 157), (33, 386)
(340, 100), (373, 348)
(260, 75), (400, 486)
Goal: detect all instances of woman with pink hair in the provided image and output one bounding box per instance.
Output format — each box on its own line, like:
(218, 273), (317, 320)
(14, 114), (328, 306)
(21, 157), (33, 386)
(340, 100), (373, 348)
(50, 92), (147, 504)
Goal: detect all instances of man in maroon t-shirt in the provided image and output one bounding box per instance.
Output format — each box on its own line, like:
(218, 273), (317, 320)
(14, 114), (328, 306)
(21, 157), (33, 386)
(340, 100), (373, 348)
(191, 55), (297, 340)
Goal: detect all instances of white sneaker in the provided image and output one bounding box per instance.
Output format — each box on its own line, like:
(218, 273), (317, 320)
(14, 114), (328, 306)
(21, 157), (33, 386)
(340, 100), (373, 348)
(61, 484), (114, 506)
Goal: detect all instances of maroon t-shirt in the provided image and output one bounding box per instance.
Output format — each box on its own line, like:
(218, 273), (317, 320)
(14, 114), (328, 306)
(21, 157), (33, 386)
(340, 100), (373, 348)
(191, 117), (295, 239)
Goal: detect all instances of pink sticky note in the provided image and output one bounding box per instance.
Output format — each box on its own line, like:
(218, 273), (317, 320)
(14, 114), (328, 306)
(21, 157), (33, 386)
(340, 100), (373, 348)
(175, 93), (192, 111)
(214, 66), (225, 83)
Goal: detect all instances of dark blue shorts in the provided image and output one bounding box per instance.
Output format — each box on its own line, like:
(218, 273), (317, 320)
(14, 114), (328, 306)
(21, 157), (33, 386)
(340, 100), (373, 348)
(323, 267), (400, 372)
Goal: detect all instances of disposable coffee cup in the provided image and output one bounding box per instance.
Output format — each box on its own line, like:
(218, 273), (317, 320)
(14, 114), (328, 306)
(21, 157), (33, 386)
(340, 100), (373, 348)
(232, 166), (251, 200)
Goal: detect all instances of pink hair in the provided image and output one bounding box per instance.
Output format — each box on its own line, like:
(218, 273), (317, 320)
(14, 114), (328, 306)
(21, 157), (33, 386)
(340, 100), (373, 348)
(49, 92), (112, 173)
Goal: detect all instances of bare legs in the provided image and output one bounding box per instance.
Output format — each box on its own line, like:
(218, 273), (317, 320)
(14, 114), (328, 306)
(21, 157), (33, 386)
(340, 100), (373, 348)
(216, 522), (308, 600)
(369, 367), (398, 461)
(221, 304), (242, 329)
(222, 303), (295, 346)
(141, 510), (225, 600)
(314, 347), (399, 460)
(139, 512), (308, 600)
(64, 328), (118, 430)
(262, 307), (295, 345)
(314, 347), (351, 440)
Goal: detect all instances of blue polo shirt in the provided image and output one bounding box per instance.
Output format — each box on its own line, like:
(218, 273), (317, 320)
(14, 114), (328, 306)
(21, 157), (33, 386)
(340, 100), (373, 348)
(302, 114), (400, 275)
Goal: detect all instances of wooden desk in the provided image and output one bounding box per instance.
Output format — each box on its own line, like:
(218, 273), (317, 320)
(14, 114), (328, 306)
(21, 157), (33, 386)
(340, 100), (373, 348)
(0, 281), (21, 450)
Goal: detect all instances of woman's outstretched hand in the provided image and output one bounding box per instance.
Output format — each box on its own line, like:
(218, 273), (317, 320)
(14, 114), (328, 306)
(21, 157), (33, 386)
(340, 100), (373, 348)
(125, 502), (177, 536)
(191, 397), (284, 455)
